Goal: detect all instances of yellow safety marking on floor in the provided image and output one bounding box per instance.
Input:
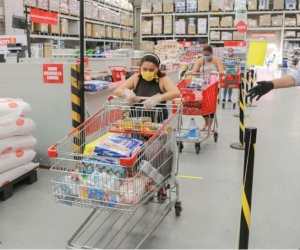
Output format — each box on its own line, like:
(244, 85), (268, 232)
(177, 175), (203, 180)
(242, 187), (251, 229)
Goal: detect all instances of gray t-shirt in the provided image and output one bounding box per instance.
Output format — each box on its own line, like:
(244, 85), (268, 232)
(288, 69), (300, 86)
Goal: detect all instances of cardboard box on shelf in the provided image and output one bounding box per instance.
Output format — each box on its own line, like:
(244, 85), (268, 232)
(112, 28), (121, 39)
(141, 2), (152, 13)
(129, 14), (133, 27)
(211, 1), (219, 11)
(164, 15), (172, 25)
(286, 0), (296, 10)
(142, 21), (153, 35)
(129, 30), (133, 40)
(175, 19), (186, 34)
(33, 23), (48, 33)
(43, 43), (52, 58)
(163, 0), (174, 12)
(221, 31), (233, 40)
(285, 17), (296, 26)
(285, 31), (296, 37)
(24, 0), (36, 8)
(220, 16), (233, 27)
(233, 31), (245, 41)
(248, 18), (258, 27)
(121, 29), (129, 39)
(106, 26), (113, 38)
(210, 31), (220, 41)
(259, 0), (269, 10)
(186, 0), (197, 12)
(273, 0), (284, 9)
(297, 14), (300, 26)
(153, 16), (162, 34)
(188, 25), (196, 35)
(197, 0), (209, 11)
(209, 17), (220, 27)
(140, 41), (155, 52)
(49, 0), (59, 12)
(297, 32), (300, 38)
(92, 24), (100, 38)
(248, 0), (257, 10)
(99, 25), (105, 38)
(152, 0), (163, 13)
(49, 24), (59, 34)
(60, 18), (68, 34)
(271, 15), (283, 26)
(198, 18), (207, 34)
(259, 14), (271, 26)
(164, 25), (172, 34)
(85, 23), (92, 37)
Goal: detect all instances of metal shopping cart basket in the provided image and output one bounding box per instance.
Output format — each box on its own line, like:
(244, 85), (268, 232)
(173, 72), (219, 154)
(48, 97), (183, 249)
(219, 69), (240, 109)
(109, 66), (127, 82)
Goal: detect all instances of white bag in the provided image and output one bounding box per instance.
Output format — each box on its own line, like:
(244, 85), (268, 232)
(0, 98), (31, 120)
(0, 117), (36, 139)
(0, 149), (36, 174)
(0, 135), (37, 155)
(0, 162), (39, 187)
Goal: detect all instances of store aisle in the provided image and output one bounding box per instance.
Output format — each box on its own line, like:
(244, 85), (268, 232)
(0, 68), (299, 249)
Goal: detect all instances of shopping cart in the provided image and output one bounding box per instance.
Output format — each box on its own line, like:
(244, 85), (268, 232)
(219, 69), (240, 109)
(174, 72), (219, 154)
(48, 97), (183, 249)
(109, 66), (128, 82)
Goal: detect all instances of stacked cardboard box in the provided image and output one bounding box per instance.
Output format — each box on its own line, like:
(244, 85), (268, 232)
(49, 0), (59, 12)
(221, 31), (232, 40)
(164, 15), (172, 34)
(129, 14), (133, 27)
(248, 0), (257, 10)
(273, 0), (284, 9)
(210, 31), (220, 40)
(186, 0), (197, 12)
(112, 28), (121, 39)
(129, 30), (133, 40)
(152, 0), (163, 13)
(140, 41), (155, 52)
(233, 31), (245, 40)
(85, 1), (93, 19)
(37, 0), (48, 10)
(110, 10), (121, 24)
(297, 14), (300, 26)
(141, 21), (152, 35)
(198, 18), (207, 34)
(153, 16), (162, 34)
(141, 2), (152, 13)
(211, 1), (219, 11)
(285, 17), (296, 26)
(121, 29), (129, 39)
(98, 7), (106, 22)
(286, 0), (296, 10)
(24, 0), (37, 8)
(175, 19), (186, 34)
(69, 0), (79, 16)
(60, 18), (68, 34)
(197, 0), (209, 11)
(92, 5), (99, 20)
(163, 0), (174, 13)
(220, 16), (233, 27)
(49, 24), (59, 34)
(285, 31), (296, 37)
(33, 23), (48, 32)
(43, 43), (52, 58)
(259, 14), (271, 26)
(187, 18), (196, 34)
(99, 25), (105, 38)
(209, 17), (220, 27)
(92, 24), (100, 37)
(106, 26), (112, 38)
(60, 0), (69, 14)
(259, 0), (269, 10)
(85, 23), (92, 37)
(120, 13), (129, 26)
(248, 19), (258, 27)
(272, 15), (283, 26)
(174, 0), (185, 13)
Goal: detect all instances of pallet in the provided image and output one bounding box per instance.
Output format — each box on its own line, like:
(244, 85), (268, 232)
(60, 33), (70, 37)
(49, 33), (60, 37)
(0, 170), (37, 201)
(33, 31), (49, 36)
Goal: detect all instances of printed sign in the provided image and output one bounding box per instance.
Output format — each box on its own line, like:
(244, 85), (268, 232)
(235, 20), (248, 33)
(43, 64), (64, 84)
(0, 37), (16, 46)
(30, 9), (58, 25)
(76, 56), (89, 67)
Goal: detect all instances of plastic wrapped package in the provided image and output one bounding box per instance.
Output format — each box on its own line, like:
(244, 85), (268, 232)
(98, 7), (106, 22)
(24, 0), (37, 7)
(69, 0), (79, 16)
(37, 0), (49, 10)
(49, 0), (59, 12)
(92, 5), (99, 20)
(59, 0), (69, 14)
(85, 1), (93, 19)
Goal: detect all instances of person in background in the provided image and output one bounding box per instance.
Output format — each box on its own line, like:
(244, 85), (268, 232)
(247, 69), (300, 101)
(221, 47), (240, 102)
(191, 45), (224, 131)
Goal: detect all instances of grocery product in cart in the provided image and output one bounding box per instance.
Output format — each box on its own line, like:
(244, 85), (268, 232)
(48, 96), (183, 249)
(174, 72), (219, 154)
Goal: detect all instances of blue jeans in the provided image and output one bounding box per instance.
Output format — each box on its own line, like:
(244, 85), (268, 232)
(223, 88), (232, 100)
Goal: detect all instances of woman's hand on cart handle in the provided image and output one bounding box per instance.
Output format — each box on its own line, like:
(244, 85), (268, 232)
(247, 81), (274, 101)
(142, 93), (162, 110)
(120, 88), (140, 105)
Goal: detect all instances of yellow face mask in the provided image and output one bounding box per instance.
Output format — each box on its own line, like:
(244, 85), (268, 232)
(141, 71), (156, 81)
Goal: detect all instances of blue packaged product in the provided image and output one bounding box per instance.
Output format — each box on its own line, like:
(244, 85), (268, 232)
(84, 80), (109, 92)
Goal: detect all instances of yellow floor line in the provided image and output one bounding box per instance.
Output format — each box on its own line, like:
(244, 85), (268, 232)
(177, 175), (203, 180)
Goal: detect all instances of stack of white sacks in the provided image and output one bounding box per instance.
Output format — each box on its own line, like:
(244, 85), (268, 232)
(0, 98), (39, 187)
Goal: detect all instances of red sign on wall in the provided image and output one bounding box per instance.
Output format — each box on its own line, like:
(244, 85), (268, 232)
(235, 20), (248, 33)
(30, 9), (58, 25)
(43, 64), (64, 84)
(0, 37), (16, 46)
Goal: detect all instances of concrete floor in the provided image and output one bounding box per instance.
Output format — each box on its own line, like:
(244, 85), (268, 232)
(0, 67), (300, 249)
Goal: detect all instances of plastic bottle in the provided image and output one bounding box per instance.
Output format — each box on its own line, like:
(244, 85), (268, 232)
(188, 118), (200, 140)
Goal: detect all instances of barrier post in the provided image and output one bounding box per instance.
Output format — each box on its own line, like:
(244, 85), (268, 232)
(244, 70), (249, 106)
(231, 73), (245, 150)
(234, 72), (248, 118)
(238, 127), (257, 249)
(246, 69), (257, 108)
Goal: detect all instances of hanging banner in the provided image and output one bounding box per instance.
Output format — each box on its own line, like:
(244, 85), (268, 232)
(247, 40), (268, 66)
(30, 9), (58, 25)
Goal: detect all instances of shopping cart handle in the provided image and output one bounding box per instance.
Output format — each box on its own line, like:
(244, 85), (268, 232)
(48, 143), (58, 158)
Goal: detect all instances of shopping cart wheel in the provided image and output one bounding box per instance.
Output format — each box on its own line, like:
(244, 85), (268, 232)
(195, 143), (200, 154)
(222, 103), (225, 109)
(214, 132), (218, 142)
(175, 201), (182, 216)
(233, 103), (236, 109)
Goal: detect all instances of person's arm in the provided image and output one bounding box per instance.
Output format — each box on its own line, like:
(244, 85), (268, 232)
(215, 57), (225, 76)
(113, 74), (137, 96)
(272, 75), (296, 89)
(191, 58), (202, 73)
(160, 76), (181, 101)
